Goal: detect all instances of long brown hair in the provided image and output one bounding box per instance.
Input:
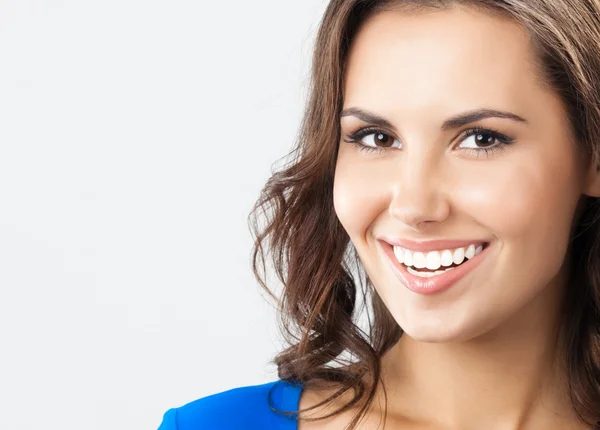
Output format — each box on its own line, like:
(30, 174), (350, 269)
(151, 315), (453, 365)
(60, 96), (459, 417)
(247, 1), (600, 428)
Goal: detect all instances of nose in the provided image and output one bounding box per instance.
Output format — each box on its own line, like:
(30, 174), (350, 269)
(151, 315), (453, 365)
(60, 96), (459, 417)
(388, 156), (450, 230)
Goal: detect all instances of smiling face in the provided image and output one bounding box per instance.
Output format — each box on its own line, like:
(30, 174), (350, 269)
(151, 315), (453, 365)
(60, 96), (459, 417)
(333, 5), (590, 342)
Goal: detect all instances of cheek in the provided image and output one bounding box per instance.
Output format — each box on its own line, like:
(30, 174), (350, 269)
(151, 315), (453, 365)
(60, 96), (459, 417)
(462, 151), (580, 252)
(333, 151), (388, 242)
(453, 149), (581, 305)
(456, 162), (546, 237)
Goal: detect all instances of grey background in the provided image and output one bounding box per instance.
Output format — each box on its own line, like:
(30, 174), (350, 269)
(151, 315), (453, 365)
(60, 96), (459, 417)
(0, 0), (328, 428)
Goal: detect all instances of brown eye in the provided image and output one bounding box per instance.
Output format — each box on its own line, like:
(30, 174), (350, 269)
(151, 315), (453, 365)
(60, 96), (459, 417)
(474, 132), (496, 147)
(455, 127), (516, 158)
(360, 131), (401, 149)
(344, 128), (403, 152)
(374, 132), (394, 147)
(458, 129), (511, 150)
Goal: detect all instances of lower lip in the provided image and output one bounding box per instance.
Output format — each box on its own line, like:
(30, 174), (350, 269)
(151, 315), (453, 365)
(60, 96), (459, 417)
(380, 240), (492, 295)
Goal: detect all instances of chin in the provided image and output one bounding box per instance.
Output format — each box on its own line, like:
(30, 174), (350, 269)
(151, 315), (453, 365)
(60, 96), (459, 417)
(398, 314), (496, 343)
(402, 325), (466, 343)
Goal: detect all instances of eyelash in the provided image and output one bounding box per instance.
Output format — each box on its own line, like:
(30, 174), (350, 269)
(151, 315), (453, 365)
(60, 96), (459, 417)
(343, 126), (516, 158)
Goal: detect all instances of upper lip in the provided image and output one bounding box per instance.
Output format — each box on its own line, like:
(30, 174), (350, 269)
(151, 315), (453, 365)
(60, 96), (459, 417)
(378, 236), (490, 253)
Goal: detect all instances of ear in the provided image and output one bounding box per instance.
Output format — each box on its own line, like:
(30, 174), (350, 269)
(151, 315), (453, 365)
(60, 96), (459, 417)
(582, 162), (600, 198)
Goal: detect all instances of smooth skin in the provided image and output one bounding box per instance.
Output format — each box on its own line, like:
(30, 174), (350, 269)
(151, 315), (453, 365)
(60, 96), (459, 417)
(299, 5), (600, 430)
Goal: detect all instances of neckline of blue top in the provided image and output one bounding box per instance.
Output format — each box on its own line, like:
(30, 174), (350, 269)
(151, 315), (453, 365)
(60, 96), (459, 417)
(157, 379), (305, 429)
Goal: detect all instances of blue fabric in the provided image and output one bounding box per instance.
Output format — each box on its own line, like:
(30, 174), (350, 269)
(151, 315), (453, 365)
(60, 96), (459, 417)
(157, 380), (304, 430)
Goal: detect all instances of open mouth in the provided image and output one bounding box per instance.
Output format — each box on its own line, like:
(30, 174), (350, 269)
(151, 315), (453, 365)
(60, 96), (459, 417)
(378, 239), (493, 294)
(398, 242), (490, 277)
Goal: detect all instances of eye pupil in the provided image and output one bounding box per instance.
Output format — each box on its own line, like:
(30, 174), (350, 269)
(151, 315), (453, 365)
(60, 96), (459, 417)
(375, 133), (392, 146)
(476, 133), (495, 146)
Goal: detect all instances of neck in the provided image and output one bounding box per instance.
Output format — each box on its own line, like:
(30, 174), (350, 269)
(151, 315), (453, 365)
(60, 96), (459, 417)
(378, 269), (585, 430)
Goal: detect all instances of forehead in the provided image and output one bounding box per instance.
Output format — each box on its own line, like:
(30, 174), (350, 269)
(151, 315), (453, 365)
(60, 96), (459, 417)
(343, 6), (542, 122)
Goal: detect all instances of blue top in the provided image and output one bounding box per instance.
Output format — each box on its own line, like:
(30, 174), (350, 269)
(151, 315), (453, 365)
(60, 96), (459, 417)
(157, 380), (304, 430)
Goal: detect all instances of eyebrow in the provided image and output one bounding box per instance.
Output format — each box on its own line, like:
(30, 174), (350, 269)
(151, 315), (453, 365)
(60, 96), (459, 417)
(340, 107), (528, 131)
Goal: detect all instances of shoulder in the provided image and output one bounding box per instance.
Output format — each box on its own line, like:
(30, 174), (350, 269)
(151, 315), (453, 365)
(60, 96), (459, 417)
(157, 379), (303, 430)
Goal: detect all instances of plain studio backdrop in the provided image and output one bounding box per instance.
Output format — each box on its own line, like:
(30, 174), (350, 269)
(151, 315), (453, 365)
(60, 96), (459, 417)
(0, 1), (329, 428)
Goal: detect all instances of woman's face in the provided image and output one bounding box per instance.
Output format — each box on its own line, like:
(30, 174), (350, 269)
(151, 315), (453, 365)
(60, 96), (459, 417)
(333, 6), (592, 342)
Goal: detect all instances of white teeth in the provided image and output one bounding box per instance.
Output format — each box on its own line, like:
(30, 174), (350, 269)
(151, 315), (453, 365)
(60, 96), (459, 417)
(393, 245), (404, 264)
(404, 248), (413, 266)
(425, 251), (441, 270)
(413, 252), (426, 269)
(407, 266), (456, 277)
(452, 247), (465, 265)
(465, 244), (475, 259)
(440, 249), (454, 267)
(392, 242), (487, 271)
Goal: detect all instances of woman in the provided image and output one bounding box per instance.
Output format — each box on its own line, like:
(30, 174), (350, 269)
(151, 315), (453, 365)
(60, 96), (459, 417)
(158, 1), (600, 429)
